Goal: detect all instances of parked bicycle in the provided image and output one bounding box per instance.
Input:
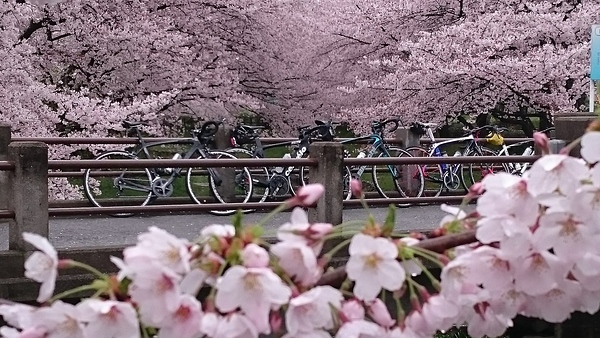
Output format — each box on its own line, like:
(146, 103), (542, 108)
(226, 120), (352, 209)
(487, 126), (555, 176)
(406, 122), (501, 197)
(338, 117), (424, 206)
(83, 120), (253, 216)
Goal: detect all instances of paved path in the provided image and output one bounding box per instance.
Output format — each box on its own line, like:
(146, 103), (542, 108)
(0, 204), (474, 250)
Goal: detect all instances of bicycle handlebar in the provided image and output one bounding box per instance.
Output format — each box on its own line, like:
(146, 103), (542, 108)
(372, 117), (401, 134)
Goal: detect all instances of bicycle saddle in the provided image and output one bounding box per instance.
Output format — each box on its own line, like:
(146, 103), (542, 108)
(122, 121), (149, 128)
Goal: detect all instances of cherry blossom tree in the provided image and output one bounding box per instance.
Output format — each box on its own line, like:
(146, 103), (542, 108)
(333, 0), (600, 134)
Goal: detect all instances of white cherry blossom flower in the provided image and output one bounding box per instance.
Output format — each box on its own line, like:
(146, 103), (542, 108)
(127, 226), (191, 274)
(215, 266), (292, 334)
(35, 301), (84, 338)
(241, 243), (270, 268)
(346, 234), (405, 301)
(130, 263), (182, 326)
(200, 224), (235, 239)
(512, 250), (569, 296)
(277, 208), (311, 243)
(0, 304), (35, 328)
(533, 212), (594, 262)
(520, 279), (582, 323)
(201, 312), (259, 338)
(285, 286), (343, 334)
(77, 299), (140, 338)
(271, 240), (319, 286)
(580, 131), (600, 164)
(466, 303), (513, 338)
(335, 320), (384, 338)
(282, 330), (332, 338)
(526, 155), (588, 197)
(157, 294), (203, 338)
(23, 232), (59, 303)
(366, 298), (395, 328)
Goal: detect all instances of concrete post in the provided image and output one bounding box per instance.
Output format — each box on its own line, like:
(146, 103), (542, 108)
(0, 125), (10, 214)
(213, 126), (236, 202)
(395, 127), (422, 197)
(553, 113), (598, 157)
(8, 142), (49, 251)
(308, 142), (344, 226)
(395, 127), (421, 149)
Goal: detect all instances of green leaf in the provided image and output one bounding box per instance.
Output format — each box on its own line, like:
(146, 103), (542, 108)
(233, 209), (243, 237)
(247, 224), (264, 238)
(382, 204), (396, 236)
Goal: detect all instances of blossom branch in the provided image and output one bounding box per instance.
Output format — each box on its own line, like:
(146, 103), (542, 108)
(316, 229), (477, 287)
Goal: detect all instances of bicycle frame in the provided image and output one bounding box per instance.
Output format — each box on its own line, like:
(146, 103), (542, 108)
(120, 128), (223, 190)
(497, 140), (534, 175)
(341, 134), (400, 179)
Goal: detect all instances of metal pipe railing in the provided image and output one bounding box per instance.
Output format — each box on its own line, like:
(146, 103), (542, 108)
(11, 136), (533, 146)
(344, 155), (539, 166)
(47, 157), (318, 170)
(44, 155), (538, 171)
(0, 161), (14, 170)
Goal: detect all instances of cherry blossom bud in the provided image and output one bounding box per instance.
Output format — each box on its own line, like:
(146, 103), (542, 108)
(286, 184), (325, 207)
(366, 298), (396, 327)
(533, 131), (549, 154)
(241, 243), (269, 268)
(269, 311), (283, 332)
(350, 178), (363, 198)
(307, 222), (333, 240)
(340, 299), (365, 322)
(57, 259), (73, 269)
(467, 182), (484, 197)
(20, 327), (47, 338)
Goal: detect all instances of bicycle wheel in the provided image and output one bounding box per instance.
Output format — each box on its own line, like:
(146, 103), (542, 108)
(186, 151), (253, 216)
(373, 147), (424, 207)
(462, 147), (503, 189)
(225, 147), (270, 208)
(83, 151), (154, 217)
(405, 147), (444, 199)
(300, 164), (353, 200)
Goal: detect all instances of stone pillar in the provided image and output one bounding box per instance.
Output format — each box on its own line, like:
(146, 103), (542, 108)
(395, 127), (422, 197)
(553, 113), (598, 157)
(395, 127), (421, 149)
(308, 142), (343, 226)
(0, 125), (10, 215)
(8, 142), (49, 251)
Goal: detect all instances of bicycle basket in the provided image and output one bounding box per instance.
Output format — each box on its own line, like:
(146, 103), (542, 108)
(485, 132), (504, 146)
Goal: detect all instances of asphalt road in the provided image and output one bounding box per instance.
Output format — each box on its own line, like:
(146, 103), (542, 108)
(0, 204), (474, 250)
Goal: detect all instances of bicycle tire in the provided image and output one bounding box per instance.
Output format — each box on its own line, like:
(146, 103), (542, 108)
(374, 147), (425, 206)
(405, 146), (444, 200)
(299, 165), (353, 201)
(186, 151), (253, 216)
(224, 147), (270, 213)
(83, 151), (154, 217)
(462, 147), (503, 189)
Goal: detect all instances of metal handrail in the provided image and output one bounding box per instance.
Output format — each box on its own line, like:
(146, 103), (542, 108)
(344, 155), (539, 166)
(0, 161), (14, 170)
(47, 157), (318, 170)
(11, 136), (533, 146)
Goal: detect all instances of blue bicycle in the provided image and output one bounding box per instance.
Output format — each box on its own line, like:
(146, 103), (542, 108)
(333, 118), (424, 205)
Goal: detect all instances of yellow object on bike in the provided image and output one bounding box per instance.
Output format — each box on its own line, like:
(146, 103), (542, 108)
(485, 133), (504, 146)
